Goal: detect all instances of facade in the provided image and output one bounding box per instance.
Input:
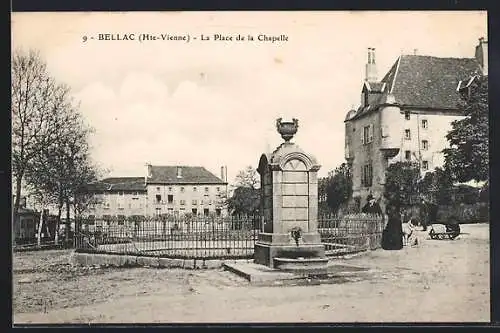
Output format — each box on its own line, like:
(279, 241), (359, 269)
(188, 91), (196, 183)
(85, 165), (229, 219)
(345, 38), (487, 209)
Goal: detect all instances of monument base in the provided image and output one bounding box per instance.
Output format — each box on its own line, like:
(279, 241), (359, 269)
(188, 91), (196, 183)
(273, 257), (329, 274)
(254, 240), (326, 269)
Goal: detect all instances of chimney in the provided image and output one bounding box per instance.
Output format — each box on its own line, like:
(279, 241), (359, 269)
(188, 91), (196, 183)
(413, 48), (418, 55)
(365, 47), (378, 82)
(475, 37), (488, 75)
(144, 163), (152, 184)
(221, 166), (225, 182)
(177, 166), (182, 178)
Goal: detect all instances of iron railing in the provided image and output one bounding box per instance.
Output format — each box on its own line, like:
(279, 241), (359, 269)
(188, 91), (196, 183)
(74, 215), (260, 259)
(318, 214), (385, 255)
(74, 214), (385, 259)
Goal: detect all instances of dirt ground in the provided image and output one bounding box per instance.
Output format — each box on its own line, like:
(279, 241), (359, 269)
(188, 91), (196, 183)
(12, 223), (490, 324)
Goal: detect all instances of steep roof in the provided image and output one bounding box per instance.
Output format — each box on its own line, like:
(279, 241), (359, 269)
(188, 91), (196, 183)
(149, 166), (226, 185)
(348, 54), (482, 122)
(88, 177), (146, 192)
(381, 55), (481, 109)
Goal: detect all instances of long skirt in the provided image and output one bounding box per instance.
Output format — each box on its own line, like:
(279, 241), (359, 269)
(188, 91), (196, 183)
(381, 220), (403, 250)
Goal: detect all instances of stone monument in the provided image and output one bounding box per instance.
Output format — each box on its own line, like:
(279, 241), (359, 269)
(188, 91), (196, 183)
(254, 118), (328, 272)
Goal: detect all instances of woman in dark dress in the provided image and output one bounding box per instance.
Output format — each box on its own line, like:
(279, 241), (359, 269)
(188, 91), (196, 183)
(381, 203), (403, 250)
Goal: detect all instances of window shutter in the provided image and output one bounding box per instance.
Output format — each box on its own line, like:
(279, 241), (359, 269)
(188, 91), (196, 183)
(369, 124), (374, 142)
(361, 127), (365, 144)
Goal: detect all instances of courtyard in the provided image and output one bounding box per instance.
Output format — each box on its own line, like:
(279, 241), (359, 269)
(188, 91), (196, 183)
(12, 223), (489, 324)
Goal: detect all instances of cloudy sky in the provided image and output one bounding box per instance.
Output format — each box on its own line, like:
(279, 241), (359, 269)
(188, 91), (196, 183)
(11, 11), (487, 184)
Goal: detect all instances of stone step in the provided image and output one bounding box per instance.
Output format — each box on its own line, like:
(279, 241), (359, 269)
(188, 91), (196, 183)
(273, 257), (329, 273)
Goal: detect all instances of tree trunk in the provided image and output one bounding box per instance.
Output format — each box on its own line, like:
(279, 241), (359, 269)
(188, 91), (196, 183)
(66, 199), (71, 242)
(13, 176), (22, 223)
(37, 209), (44, 246)
(55, 203), (62, 245)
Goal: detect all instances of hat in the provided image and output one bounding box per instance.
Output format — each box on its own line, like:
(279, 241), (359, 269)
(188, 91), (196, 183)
(367, 194), (374, 201)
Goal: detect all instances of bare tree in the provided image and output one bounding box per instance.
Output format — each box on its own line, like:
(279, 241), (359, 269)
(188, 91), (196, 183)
(24, 112), (99, 242)
(11, 49), (74, 219)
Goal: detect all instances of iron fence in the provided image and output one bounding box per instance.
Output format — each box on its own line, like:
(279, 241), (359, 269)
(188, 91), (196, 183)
(74, 215), (260, 259)
(318, 213), (385, 255)
(74, 214), (384, 259)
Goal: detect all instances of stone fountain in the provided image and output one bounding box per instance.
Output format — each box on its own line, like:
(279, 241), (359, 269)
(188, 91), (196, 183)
(253, 118), (328, 274)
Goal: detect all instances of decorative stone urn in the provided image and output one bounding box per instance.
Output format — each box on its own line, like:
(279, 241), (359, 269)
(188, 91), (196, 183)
(254, 118), (328, 271)
(276, 118), (298, 142)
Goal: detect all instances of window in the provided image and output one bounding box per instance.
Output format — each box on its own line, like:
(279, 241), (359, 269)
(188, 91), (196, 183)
(421, 119), (428, 129)
(216, 187), (220, 192)
(156, 187), (161, 191)
(180, 187), (185, 193)
(405, 150), (411, 161)
(168, 187), (172, 192)
(192, 208), (198, 215)
(167, 208), (174, 213)
(155, 208), (162, 216)
(204, 208), (210, 216)
(422, 161), (429, 171)
(404, 129), (411, 140)
(422, 140), (429, 150)
(205, 187), (209, 193)
(180, 200), (186, 206)
(193, 187), (197, 192)
(404, 111), (411, 120)
(156, 194), (161, 203)
(192, 200), (198, 205)
(362, 124), (373, 144)
(215, 208), (222, 217)
(361, 164), (373, 187)
(167, 195), (174, 204)
(118, 191), (124, 196)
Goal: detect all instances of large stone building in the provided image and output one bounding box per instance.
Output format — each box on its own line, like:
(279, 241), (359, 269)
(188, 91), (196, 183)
(85, 165), (228, 219)
(344, 38), (488, 209)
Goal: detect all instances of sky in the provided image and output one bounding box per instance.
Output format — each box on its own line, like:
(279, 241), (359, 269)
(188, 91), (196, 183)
(11, 11), (487, 185)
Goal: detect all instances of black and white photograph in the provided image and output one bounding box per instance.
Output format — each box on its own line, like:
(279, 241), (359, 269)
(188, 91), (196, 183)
(11, 11), (489, 324)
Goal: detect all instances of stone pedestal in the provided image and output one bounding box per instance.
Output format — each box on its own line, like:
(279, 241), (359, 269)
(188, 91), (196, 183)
(254, 118), (326, 270)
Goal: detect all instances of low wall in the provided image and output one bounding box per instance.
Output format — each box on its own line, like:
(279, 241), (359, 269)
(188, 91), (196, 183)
(70, 251), (253, 269)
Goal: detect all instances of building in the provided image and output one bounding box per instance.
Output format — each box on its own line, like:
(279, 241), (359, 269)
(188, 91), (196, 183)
(13, 207), (40, 244)
(344, 38), (487, 209)
(85, 165), (229, 219)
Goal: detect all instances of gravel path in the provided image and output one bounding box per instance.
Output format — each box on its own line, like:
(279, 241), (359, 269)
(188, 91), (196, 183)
(12, 223), (489, 324)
